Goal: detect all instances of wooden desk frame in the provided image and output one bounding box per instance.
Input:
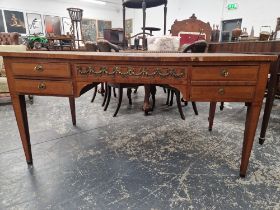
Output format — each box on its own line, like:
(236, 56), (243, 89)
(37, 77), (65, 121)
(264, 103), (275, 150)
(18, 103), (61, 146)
(1, 51), (276, 177)
(209, 41), (280, 144)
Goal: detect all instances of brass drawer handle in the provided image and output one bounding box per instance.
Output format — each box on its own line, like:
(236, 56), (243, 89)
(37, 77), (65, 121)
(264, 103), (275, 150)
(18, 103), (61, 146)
(38, 82), (46, 90)
(34, 64), (44, 72)
(221, 69), (229, 77)
(218, 88), (225, 95)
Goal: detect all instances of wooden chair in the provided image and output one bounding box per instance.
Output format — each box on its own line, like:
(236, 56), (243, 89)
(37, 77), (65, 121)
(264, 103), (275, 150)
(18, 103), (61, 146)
(104, 83), (141, 117)
(170, 14), (212, 43)
(162, 14), (212, 118)
(154, 85), (188, 120)
(155, 40), (208, 119)
(94, 40), (144, 117)
(83, 41), (101, 102)
(90, 40), (119, 105)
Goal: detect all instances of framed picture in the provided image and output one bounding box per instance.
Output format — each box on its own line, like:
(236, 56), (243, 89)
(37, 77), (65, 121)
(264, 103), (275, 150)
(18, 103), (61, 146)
(62, 17), (71, 35)
(97, 20), (111, 38)
(4, 10), (26, 34)
(125, 19), (133, 35)
(104, 21), (112, 30)
(97, 20), (105, 38)
(44, 15), (61, 35)
(82, 19), (97, 42)
(26, 13), (43, 35)
(0, 10), (5, 32)
(274, 17), (280, 40)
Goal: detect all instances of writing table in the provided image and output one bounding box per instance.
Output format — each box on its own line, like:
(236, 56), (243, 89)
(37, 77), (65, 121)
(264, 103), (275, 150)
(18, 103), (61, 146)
(209, 41), (280, 144)
(0, 51), (277, 177)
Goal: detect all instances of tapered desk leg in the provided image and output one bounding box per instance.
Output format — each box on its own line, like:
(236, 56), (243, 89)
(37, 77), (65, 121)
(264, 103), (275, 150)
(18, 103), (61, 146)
(143, 84), (152, 115)
(12, 94), (33, 164)
(208, 102), (217, 131)
(259, 60), (279, 145)
(240, 103), (262, 177)
(69, 97), (76, 126)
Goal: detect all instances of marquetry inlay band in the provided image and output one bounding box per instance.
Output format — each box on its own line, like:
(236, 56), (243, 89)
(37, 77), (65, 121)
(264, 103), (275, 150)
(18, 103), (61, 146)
(76, 65), (186, 79)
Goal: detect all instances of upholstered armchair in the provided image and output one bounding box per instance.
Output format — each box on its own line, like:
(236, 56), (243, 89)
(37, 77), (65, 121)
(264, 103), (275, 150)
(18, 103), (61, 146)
(0, 32), (20, 45)
(97, 39), (120, 52)
(0, 32), (22, 76)
(180, 40), (208, 53)
(0, 33), (27, 101)
(84, 41), (98, 52)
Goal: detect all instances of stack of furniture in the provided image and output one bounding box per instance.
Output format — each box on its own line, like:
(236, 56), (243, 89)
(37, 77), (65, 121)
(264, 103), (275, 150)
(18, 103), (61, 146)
(122, 0), (168, 49)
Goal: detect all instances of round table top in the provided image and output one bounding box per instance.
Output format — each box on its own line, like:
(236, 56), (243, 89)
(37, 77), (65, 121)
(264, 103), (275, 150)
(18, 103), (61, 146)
(142, 27), (161, 31)
(123, 0), (167, 9)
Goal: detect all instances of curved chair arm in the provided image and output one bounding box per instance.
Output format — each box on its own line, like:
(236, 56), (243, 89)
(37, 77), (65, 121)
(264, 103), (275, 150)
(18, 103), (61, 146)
(180, 40), (208, 53)
(97, 39), (120, 52)
(108, 42), (120, 52)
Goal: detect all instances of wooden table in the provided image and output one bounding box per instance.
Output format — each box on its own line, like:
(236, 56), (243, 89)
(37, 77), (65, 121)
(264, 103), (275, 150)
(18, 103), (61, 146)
(47, 36), (74, 51)
(1, 51), (277, 177)
(209, 41), (280, 144)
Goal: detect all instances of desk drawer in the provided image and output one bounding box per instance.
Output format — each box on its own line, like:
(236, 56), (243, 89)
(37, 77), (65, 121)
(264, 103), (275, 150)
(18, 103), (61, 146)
(191, 86), (255, 101)
(11, 63), (71, 78)
(14, 79), (73, 96)
(192, 66), (258, 81)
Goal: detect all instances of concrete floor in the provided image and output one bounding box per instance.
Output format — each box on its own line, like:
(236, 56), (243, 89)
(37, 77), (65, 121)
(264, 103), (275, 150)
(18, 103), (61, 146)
(0, 87), (279, 210)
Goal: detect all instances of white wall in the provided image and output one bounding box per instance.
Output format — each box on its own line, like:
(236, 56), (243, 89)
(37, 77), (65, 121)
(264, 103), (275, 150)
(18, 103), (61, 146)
(126, 0), (280, 37)
(0, 0), (122, 34)
(222, 0), (280, 36)
(2, 0), (280, 38)
(126, 0), (224, 36)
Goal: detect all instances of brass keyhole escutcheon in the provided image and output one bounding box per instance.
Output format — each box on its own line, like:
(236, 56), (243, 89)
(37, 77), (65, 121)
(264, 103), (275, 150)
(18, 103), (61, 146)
(38, 82), (46, 90)
(218, 88), (225, 95)
(34, 64), (44, 72)
(221, 69), (229, 77)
